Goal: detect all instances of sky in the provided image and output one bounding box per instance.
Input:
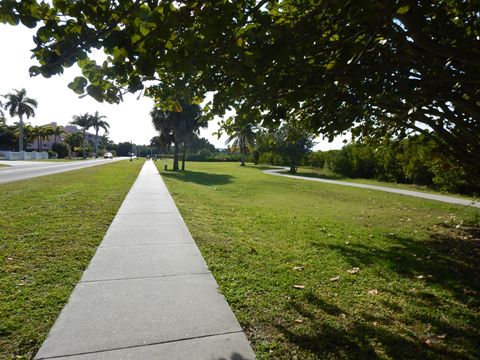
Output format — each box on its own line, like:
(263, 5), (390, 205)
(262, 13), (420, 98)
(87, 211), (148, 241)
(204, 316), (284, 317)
(0, 24), (348, 150)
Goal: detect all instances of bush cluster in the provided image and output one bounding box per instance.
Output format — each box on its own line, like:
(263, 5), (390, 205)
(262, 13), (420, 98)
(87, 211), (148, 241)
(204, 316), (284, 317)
(303, 138), (480, 195)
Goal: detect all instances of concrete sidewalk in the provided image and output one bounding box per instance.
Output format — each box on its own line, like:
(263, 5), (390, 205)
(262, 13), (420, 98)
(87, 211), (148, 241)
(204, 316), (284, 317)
(35, 161), (255, 360)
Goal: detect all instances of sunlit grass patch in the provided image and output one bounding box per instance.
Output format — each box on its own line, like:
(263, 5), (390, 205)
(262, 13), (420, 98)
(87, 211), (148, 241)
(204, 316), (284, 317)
(158, 161), (480, 360)
(0, 159), (143, 359)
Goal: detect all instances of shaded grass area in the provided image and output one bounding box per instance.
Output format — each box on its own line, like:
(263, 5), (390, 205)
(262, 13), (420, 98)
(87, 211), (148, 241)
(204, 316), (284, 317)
(158, 161), (480, 360)
(0, 160), (143, 359)
(293, 167), (478, 201)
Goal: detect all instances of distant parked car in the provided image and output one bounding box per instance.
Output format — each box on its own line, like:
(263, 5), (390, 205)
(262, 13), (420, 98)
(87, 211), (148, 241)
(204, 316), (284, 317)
(104, 152), (113, 159)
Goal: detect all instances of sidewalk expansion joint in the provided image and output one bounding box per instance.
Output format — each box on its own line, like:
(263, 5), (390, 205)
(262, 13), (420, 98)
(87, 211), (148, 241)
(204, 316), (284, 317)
(80, 272), (212, 284)
(99, 243), (195, 248)
(108, 224), (185, 228)
(116, 211), (179, 215)
(35, 330), (246, 360)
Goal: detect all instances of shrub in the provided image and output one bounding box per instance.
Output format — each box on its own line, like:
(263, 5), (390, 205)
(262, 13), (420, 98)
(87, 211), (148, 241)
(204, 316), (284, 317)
(48, 150), (58, 159)
(51, 142), (70, 159)
(304, 151), (326, 168)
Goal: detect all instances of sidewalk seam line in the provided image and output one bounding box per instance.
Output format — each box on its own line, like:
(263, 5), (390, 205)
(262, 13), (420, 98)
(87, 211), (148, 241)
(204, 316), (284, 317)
(99, 243), (195, 248)
(35, 330), (245, 360)
(99, 242), (193, 247)
(80, 272), (212, 284)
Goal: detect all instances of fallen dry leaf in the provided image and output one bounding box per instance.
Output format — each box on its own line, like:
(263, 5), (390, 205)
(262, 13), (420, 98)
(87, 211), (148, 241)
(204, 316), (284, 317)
(416, 275), (433, 280)
(368, 289), (379, 295)
(294, 318), (304, 324)
(424, 339), (434, 346)
(346, 267), (360, 274)
(293, 284), (305, 289)
(293, 266), (305, 271)
(424, 338), (439, 346)
(424, 334), (446, 346)
(330, 276), (340, 282)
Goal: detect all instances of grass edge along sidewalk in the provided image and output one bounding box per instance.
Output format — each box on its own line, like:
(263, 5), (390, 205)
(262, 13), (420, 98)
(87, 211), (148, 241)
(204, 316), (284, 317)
(33, 160), (255, 360)
(0, 159), (144, 359)
(158, 161), (480, 360)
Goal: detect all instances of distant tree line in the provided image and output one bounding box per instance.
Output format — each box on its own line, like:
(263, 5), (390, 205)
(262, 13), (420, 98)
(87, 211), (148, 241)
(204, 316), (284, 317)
(299, 137), (480, 196)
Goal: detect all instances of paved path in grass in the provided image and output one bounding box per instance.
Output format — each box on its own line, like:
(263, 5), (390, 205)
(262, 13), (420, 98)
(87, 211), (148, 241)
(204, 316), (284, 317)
(34, 160), (255, 360)
(0, 158), (127, 184)
(264, 168), (480, 209)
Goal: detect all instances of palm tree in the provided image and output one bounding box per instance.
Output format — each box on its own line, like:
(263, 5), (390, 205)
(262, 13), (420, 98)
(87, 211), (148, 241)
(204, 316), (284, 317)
(21, 124), (36, 149)
(40, 126), (54, 151)
(151, 101), (206, 171)
(2, 89), (38, 151)
(50, 125), (65, 144)
(151, 108), (178, 168)
(31, 126), (41, 151)
(225, 123), (256, 166)
(89, 111), (109, 157)
(71, 113), (92, 158)
(179, 103), (206, 170)
(30, 126), (52, 151)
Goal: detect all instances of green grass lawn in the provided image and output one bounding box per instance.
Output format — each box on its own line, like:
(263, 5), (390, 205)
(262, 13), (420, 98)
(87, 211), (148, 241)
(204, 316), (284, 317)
(0, 160), (144, 359)
(158, 161), (480, 360)
(0, 164), (9, 169)
(291, 166), (478, 201)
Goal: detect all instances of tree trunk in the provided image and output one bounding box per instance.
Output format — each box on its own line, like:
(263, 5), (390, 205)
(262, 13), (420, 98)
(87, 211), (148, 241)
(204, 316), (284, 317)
(289, 163), (297, 174)
(240, 137), (246, 166)
(83, 129), (86, 158)
(173, 139), (179, 171)
(18, 114), (24, 151)
(181, 144), (186, 171)
(95, 128), (99, 157)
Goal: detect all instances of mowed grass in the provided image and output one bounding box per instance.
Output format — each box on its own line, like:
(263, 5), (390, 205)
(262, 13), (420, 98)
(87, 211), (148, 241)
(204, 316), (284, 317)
(158, 161), (480, 360)
(0, 160), (143, 359)
(293, 166), (478, 201)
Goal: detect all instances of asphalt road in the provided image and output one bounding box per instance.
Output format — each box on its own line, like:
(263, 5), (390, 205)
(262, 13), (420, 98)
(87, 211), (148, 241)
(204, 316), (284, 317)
(0, 158), (128, 184)
(264, 167), (480, 209)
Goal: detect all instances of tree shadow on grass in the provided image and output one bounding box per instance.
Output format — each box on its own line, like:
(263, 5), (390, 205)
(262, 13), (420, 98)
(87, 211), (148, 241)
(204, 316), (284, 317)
(161, 170), (234, 186)
(321, 225), (480, 307)
(278, 292), (475, 360)
(277, 222), (480, 359)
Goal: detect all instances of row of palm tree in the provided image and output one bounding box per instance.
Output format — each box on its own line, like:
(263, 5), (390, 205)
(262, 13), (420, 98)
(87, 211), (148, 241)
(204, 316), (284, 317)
(1, 88), (109, 155)
(71, 111), (110, 158)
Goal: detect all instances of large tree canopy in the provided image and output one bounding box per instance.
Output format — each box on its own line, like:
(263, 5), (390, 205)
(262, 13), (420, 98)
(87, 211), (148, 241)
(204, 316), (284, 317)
(1, 0), (479, 173)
